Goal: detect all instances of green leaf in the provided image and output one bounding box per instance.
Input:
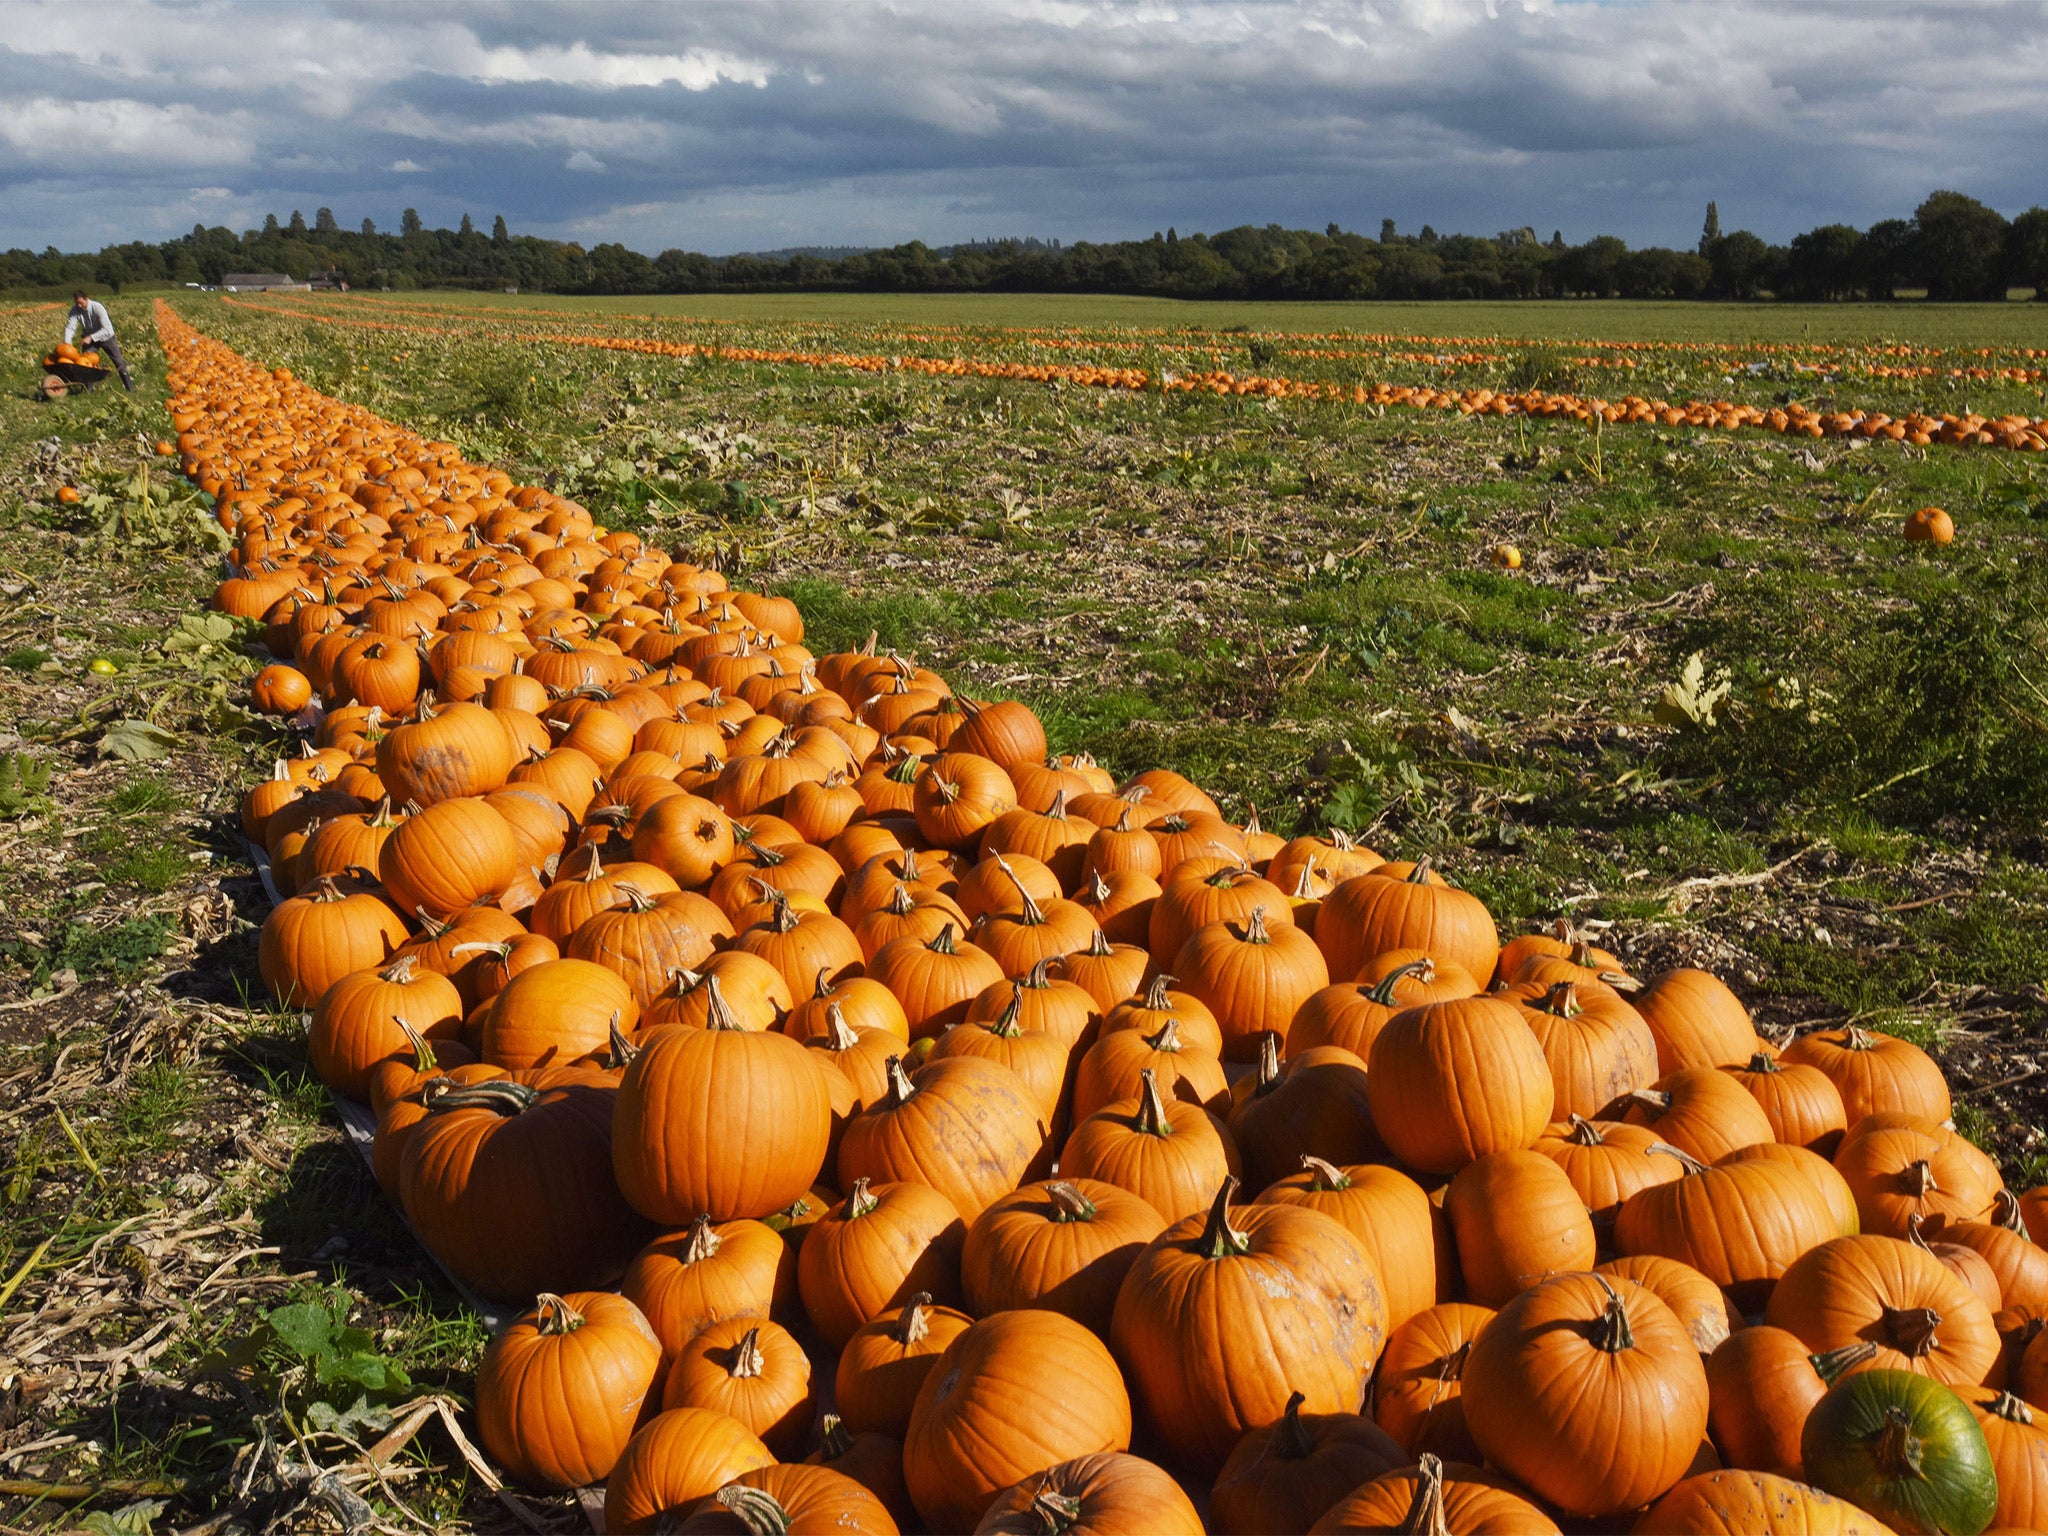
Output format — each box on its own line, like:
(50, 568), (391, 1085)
(97, 720), (180, 762)
(1654, 651), (1733, 731)
(264, 1301), (336, 1360)
(304, 1396), (397, 1436)
(76, 1501), (165, 1536)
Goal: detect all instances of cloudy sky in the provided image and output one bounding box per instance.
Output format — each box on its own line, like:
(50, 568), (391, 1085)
(4, 0), (2044, 256)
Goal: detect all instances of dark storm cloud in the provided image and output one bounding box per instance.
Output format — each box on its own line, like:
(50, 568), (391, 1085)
(3, 0), (2044, 254)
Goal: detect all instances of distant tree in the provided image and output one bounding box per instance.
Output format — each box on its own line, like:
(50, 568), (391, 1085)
(1549, 230), (1566, 251)
(262, 213), (281, 235)
(2007, 208), (2048, 299)
(361, 217), (376, 237)
(1780, 224), (1863, 301)
(288, 209), (308, 236)
(459, 213), (475, 236)
(1166, 227), (1177, 244)
(315, 207), (337, 235)
(492, 215), (510, 246)
(1419, 224), (1439, 246)
(94, 250), (128, 293)
(1708, 230), (1772, 298)
(1856, 219), (1915, 300)
(401, 208), (422, 237)
(1380, 218), (1398, 244)
(1559, 235), (1627, 296)
(1699, 201), (1720, 257)
(1914, 190), (2009, 300)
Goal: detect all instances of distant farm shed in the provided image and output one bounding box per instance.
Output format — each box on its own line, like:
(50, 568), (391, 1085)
(222, 273), (310, 292)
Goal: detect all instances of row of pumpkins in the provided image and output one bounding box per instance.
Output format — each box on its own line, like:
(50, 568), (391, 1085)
(163, 300), (2048, 1533)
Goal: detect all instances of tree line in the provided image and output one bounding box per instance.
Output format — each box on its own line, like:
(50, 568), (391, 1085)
(6, 191), (2043, 302)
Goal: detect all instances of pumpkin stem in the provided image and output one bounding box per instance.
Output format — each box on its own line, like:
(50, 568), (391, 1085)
(1992, 1188), (2030, 1236)
(725, 1326), (766, 1380)
(991, 987), (1027, 1039)
(1398, 1455), (1452, 1536)
(1288, 864), (1321, 901)
(1087, 869), (1113, 905)
(1364, 957), (1435, 1006)
(1046, 788), (1070, 822)
(1198, 1175), (1250, 1260)
(1809, 1340), (1880, 1384)
(768, 889), (800, 932)
(1843, 1025), (1876, 1052)
(1406, 854), (1434, 884)
(884, 882), (917, 916)
(1143, 1017), (1184, 1054)
(1082, 927), (1114, 959)
(1134, 1068), (1174, 1137)
(1870, 1406), (1926, 1482)
(1024, 956), (1054, 990)
(883, 1055), (917, 1107)
(1539, 980), (1580, 1018)
(712, 1483), (789, 1536)
(1044, 1181), (1098, 1222)
(1252, 1033), (1281, 1095)
(1882, 1304), (1944, 1359)
(1745, 1051), (1781, 1075)
(681, 1213), (722, 1264)
(425, 1080), (537, 1116)
(1988, 1390), (2035, 1426)
(1622, 1088), (1674, 1119)
(702, 974), (745, 1032)
(1023, 1482), (1084, 1536)
(822, 1001), (860, 1051)
(1274, 1390), (1314, 1460)
(605, 1013), (638, 1068)
(892, 1293), (933, 1345)
(1645, 1142), (1711, 1176)
(393, 1016), (437, 1072)
(818, 1413), (855, 1459)
(1301, 1155), (1352, 1192)
(378, 953), (421, 985)
(533, 1292), (584, 1335)
(1588, 1274), (1637, 1353)
(927, 923), (960, 957)
(1902, 1159), (1940, 1198)
(1144, 973), (1176, 1011)
(1565, 1114), (1606, 1147)
(1243, 904), (1275, 945)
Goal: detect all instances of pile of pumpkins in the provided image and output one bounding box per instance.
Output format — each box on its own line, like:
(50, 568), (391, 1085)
(162, 298), (2048, 1533)
(43, 339), (105, 370)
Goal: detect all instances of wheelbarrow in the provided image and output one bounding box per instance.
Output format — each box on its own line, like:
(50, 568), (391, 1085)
(40, 361), (112, 399)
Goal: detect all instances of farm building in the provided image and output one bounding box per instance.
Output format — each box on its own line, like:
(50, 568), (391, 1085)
(220, 273), (310, 292)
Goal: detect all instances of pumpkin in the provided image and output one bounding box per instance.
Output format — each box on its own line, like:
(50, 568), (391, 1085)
(1801, 1369), (1996, 1536)
(1307, 1455), (1560, 1535)
(866, 924), (1007, 1040)
(670, 1464), (896, 1534)
(1283, 958), (1443, 1060)
(1109, 1178), (1386, 1474)
(1098, 972), (1225, 1058)
(474, 1291), (662, 1489)
(1704, 1324), (1876, 1476)
(1073, 867), (1162, 949)
(1061, 1069), (1241, 1225)
(974, 1452), (1201, 1536)
(1071, 1015), (1228, 1124)
(566, 885), (733, 1005)
(1531, 1115), (1685, 1235)
(835, 1292), (974, 1438)
(1632, 1469), (1900, 1534)
(1057, 929), (1151, 1015)
(1765, 1234), (2000, 1389)
(660, 1318), (815, 1459)
(631, 792), (737, 889)
(928, 993), (1071, 1130)
(1724, 1051), (1850, 1155)
(903, 1308), (1133, 1532)
(787, 973), (911, 1044)
(1174, 905), (1329, 1062)
(912, 751), (1016, 849)
(1315, 857), (1499, 986)
(1962, 1388), (2048, 1533)
(378, 796), (524, 920)
(1614, 1146), (1844, 1311)
(1367, 996), (1554, 1175)
(1463, 1273), (1710, 1518)
(805, 1415), (910, 1526)
(400, 1078), (647, 1303)
(973, 880), (1100, 979)
(375, 695), (514, 806)
(644, 957), (792, 1033)
(1500, 979), (1659, 1122)
(959, 1179), (1166, 1337)
(1619, 1067), (1778, 1164)
(308, 954), (464, 1101)
(1597, 1254), (1739, 1354)
(1258, 1159), (1439, 1332)
(1633, 968), (1761, 1073)
(1782, 1026), (1953, 1128)
(1372, 1303), (1496, 1463)
(621, 1215), (794, 1367)
(1148, 864), (1290, 973)
(258, 873), (408, 1005)
(602, 1407), (777, 1535)
(613, 1011), (832, 1223)
(1904, 506), (1956, 544)
(1209, 1391), (1407, 1536)
(1834, 1123), (1999, 1239)
(837, 1054), (1047, 1222)
(480, 957), (640, 1071)
(1445, 1149), (1598, 1308)
(1722, 1141), (1865, 1239)
(795, 1177), (967, 1349)
(1226, 1038), (1382, 1192)
(1942, 1191), (2048, 1312)
(949, 698), (1046, 770)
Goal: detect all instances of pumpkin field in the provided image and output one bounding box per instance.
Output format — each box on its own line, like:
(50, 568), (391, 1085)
(5, 288), (2048, 1531)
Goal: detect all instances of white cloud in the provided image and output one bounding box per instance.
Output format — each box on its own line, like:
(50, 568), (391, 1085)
(0, 96), (252, 169)
(459, 41), (769, 92)
(388, 159), (427, 174)
(565, 150), (607, 173)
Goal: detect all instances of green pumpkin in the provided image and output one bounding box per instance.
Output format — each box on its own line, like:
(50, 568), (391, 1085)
(1802, 1369), (1998, 1536)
